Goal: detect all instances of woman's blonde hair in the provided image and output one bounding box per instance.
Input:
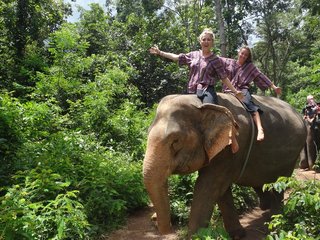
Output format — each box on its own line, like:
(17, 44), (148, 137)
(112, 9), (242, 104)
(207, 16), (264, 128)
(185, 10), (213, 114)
(198, 28), (215, 42)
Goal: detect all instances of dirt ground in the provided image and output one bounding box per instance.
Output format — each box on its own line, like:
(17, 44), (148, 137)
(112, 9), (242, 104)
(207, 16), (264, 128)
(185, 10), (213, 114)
(104, 169), (319, 240)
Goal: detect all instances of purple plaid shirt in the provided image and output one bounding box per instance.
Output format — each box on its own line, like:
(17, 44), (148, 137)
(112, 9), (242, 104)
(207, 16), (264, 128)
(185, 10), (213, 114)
(220, 57), (272, 92)
(178, 50), (228, 93)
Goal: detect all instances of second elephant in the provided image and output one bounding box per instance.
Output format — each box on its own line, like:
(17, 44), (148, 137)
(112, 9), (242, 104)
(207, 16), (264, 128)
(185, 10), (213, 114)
(299, 116), (320, 170)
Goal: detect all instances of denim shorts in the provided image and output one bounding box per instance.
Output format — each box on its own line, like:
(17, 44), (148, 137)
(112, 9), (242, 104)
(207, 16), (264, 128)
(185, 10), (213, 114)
(242, 89), (263, 114)
(196, 86), (218, 104)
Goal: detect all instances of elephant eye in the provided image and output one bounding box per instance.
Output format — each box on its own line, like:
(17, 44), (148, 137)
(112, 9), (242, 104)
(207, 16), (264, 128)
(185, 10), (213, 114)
(171, 138), (183, 154)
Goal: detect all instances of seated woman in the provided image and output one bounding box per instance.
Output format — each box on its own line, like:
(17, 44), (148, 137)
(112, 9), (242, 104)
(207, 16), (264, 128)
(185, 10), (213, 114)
(221, 46), (282, 141)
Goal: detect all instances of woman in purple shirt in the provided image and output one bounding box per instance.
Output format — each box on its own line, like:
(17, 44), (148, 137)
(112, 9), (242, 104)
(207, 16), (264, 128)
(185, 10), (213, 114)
(149, 28), (243, 153)
(222, 46), (282, 141)
(149, 28), (243, 104)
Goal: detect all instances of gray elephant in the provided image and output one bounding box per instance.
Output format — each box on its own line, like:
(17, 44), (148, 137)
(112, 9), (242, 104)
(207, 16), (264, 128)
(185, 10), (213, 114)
(143, 93), (307, 239)
(299, 115), (320, 170)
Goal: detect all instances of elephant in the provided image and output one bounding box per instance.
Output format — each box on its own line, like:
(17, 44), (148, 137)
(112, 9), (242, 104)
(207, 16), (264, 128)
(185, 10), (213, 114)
(299, 115), (320, 170)
(143, 93), (307, 239)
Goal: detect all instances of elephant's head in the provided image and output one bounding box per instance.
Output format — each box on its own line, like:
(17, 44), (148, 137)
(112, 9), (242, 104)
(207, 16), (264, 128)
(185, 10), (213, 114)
(142, 95), (238, 234)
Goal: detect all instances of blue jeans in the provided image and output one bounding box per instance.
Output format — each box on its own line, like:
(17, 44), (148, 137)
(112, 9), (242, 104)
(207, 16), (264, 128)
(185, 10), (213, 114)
(196, 86), (217, 104)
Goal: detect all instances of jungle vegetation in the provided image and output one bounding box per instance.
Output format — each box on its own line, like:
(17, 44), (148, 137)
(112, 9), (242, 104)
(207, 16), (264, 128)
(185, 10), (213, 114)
(0, 0), (319, 239)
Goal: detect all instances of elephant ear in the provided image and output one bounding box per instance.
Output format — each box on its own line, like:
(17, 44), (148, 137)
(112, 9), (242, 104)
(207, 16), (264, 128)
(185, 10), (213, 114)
(197, 103), (239, 161)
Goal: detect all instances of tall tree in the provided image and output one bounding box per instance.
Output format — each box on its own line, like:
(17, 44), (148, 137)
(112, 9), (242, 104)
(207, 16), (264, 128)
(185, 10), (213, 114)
(251, 0), (292, 88)
(78, 3), (112, 55)
(1, 0), (71, 89)
(215, 0), (226, 56)
(221, 0), (252, 57)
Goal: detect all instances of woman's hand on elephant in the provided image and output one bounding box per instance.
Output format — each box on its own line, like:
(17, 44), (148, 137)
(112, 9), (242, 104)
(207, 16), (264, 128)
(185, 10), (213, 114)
(271, 84), (282, 96)
(235, 91), (244, 101)
(274, 87), (282, 96)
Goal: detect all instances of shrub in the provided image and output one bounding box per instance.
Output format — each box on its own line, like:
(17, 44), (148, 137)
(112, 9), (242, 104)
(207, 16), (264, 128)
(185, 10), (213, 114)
(169, 174), (197, 226)
(192, 226), (230, 240)
(231, 184), (258, 213)
(0, 93), (25, 187)
(15, 130), (149, 234)
(264, 176), (320, 239)
(0, 169), (90, 239)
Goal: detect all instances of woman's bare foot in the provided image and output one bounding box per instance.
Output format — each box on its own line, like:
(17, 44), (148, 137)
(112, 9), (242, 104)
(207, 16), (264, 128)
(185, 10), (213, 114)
(257, 128), (264, 141)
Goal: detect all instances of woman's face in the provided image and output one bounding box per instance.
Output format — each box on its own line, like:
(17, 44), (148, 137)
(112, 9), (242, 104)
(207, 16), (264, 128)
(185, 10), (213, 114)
(199, 33), (213, 50)
(238, 48), (250, 65)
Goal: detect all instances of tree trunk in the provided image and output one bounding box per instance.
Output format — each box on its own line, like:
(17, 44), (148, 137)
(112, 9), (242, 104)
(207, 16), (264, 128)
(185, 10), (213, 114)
(214, 0), (226, 56)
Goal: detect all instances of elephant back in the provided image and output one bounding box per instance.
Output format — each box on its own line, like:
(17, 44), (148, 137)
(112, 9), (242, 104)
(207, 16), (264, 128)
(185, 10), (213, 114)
(216, 93), (307, 185)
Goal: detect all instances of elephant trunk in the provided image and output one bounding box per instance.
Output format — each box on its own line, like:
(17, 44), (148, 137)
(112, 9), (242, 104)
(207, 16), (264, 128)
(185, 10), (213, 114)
(143, 149), (172, 234)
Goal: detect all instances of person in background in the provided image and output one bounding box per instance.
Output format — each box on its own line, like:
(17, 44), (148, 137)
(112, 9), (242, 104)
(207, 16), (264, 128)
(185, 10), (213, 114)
(222, 46), (282, 141)
(303, 95), (319, 126)
(149, 28), (244, 153)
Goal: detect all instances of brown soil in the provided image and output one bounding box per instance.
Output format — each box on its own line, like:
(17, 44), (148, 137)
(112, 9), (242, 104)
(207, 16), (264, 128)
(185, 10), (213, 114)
(104, 169), (319, 240)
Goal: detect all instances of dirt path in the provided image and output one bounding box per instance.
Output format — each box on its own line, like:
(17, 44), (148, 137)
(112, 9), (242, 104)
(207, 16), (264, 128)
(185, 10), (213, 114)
(104, 169), (319, 240)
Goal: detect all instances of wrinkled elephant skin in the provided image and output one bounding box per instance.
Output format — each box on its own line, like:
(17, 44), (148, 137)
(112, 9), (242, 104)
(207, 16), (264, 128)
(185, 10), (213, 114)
(143, 93), (307, 239)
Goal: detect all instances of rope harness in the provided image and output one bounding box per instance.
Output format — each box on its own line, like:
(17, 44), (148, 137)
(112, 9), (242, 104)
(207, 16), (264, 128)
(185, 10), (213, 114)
(235, 97), (256, 182)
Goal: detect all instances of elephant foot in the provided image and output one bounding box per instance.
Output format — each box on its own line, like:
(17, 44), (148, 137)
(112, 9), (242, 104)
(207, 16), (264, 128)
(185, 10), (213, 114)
(259, 200), (271, 210)
(299, 166), (311, 171)
(299, 166), (310, 170)
(299, 158), (309, 170)
(228, 227), (246, 240)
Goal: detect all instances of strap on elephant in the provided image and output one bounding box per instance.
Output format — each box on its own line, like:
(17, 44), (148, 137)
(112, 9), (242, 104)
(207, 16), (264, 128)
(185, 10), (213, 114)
(234, 96), (255, 182)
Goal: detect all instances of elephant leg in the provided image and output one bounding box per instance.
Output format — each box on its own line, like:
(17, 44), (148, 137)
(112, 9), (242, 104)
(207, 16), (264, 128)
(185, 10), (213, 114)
(306, 139), (317, 170)
(299, 145), (309, 169)
(187, 164), (232, 238)
(187, 169), (217, 237)
(254, 187), (272, 210)
(217, 187), (245, 239)
(254, 187), (283, 215)
(303, 125), (317, 170)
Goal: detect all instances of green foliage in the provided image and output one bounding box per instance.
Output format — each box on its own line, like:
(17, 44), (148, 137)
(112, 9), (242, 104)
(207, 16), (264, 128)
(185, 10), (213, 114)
(192, 226), (230, 240)
(0, 0), (71, 90)
(14, 127), (148, 235)
(222, 0), (253, 56)
(285, 39), (320, 110)
(169, 174), (197, 225)
(1, 64), (150, 237)
(0, 169), (90, 240)
(1, 125), (148, 237)
(75, 150), (149, 232)
(0, 92), (25, 186)
(67, 68), (150, 160)
(231, 184), (258, 213)
(264, 177), (320, 239)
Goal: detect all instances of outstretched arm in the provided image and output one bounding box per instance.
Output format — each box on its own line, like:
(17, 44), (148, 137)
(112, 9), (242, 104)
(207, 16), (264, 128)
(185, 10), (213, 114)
(149, 45), (179, 62)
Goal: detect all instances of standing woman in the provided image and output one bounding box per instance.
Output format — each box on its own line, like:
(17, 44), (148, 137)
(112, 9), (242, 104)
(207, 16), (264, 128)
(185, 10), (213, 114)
(222, 46), (282, 141)
(149, 28), (244, 153)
